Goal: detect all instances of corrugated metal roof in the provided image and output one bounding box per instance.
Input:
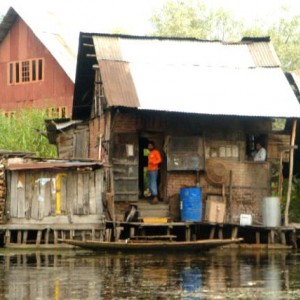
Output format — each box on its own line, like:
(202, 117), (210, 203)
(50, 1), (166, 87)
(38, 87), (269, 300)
(98, 61), (139, 107)
(90, 34), (300, 118)
(0, 7), (77, 82)
(247, 42), (281, 67)
(6, 161), (102, 171)
(92, 35), (281, 68)
(130, 64), (300, 118)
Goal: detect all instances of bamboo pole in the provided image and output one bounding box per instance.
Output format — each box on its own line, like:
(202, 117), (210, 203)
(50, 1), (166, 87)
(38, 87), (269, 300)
(284, 119), (297, 226)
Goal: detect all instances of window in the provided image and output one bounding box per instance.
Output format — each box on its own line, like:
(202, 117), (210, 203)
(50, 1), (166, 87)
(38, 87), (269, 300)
(46, 106), (68, 119)
(2, 111), (15, 118)
(8, 58), (44, 85)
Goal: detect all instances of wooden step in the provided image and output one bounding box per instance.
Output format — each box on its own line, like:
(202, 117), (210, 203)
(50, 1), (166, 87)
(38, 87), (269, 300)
(137, 201), (169, 218)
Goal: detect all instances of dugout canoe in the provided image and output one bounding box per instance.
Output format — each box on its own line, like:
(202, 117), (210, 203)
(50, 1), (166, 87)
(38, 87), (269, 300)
(60, 238), (243, 252)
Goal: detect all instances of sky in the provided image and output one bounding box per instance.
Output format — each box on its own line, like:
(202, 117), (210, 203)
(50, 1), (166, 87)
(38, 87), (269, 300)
(0, 0), (300, 35)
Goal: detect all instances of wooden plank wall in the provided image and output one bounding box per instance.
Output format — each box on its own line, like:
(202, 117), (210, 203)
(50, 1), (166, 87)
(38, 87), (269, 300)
(8, 169), (104, 221)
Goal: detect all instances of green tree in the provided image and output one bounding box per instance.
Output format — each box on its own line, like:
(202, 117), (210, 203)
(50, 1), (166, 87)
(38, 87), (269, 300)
(151, 0), (300, 70)
(268, 16), (300, 71)
(151, 0), (242, 40)
(0, 109), (57, 158)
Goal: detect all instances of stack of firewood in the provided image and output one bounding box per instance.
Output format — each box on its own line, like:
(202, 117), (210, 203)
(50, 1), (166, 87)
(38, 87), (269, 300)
(0, 162), (5, 224)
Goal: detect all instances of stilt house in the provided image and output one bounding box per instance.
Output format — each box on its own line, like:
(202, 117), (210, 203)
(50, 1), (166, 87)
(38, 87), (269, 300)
(48, 33), (300, 225)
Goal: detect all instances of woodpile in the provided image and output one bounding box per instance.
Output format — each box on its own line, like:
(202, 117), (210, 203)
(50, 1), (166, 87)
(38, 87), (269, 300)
(0, 162), (5, 224)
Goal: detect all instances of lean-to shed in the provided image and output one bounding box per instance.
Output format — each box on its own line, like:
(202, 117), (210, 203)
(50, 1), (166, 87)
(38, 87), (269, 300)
(1, 153), (105, 245)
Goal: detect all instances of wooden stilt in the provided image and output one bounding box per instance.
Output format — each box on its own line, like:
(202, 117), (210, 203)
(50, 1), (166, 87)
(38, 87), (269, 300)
(185, 225), (191, 241)
(280, 231), (286, 245)
(54, 230), (58, 244)
(209, 226), (216, 239)
(36, 230), (42, 245)
(5, 230), (11, 245)
(45, 228), (50, 244)
(17, 231), (22, 244)
(218, 227), (223, 239)
(268, 230), (275, 244)
(231, 226), (238, 239)
(129, 227), (135, 238)
(23, 231), (28, 245)
(255, 231), (260, 244)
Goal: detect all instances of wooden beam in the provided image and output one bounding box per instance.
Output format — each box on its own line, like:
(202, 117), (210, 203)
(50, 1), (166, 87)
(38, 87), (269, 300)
(284, 119), (297, 226)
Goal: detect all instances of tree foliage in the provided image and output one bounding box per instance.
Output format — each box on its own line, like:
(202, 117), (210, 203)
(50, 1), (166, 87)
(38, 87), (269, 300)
(151, 0), (300, 70)
(0, 109), (57, 158)
(151, 0), (242, 40)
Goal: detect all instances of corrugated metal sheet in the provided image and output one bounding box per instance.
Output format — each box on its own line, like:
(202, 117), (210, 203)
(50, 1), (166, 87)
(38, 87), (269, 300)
(93, 36), (256, 67)
(92, 36), (123, 61)
(131, 64), (300, 117)
(90, 34), (300, 118)
(92, 35), (281, 68)
(247, 42), (281, 67)
(98, 61), (139, 107)
(6, 161), (102, 171)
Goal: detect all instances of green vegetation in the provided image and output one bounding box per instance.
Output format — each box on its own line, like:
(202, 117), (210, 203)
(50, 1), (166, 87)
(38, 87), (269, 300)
(0, 109), (57, 158)
(281, 177), (300, 223)
(151, 0), (300, 71)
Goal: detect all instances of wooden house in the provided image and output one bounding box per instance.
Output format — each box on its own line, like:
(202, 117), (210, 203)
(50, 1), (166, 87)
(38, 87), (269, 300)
(0, 152), (104, 246)
(48, 33), (300, 227)
(0, 7), (75, 117)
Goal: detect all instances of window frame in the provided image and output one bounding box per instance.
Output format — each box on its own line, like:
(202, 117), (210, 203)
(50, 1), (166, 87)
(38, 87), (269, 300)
(8, 58), (44, 85)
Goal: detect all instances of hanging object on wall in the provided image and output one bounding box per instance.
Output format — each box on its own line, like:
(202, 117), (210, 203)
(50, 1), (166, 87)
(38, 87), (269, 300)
(205, 159), (228, 185)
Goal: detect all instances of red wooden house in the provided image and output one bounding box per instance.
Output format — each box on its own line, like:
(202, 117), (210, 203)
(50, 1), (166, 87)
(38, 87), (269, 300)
(0, 7), (76, 118)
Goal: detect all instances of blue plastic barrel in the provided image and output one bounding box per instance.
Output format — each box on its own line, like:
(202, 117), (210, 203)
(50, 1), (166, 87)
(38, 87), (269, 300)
(180, 187), (202, 222)
(181, 267), (202, 293)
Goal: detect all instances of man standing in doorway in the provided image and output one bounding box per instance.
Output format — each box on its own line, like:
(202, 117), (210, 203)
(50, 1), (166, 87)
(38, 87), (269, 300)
(147, 141), (162, 204)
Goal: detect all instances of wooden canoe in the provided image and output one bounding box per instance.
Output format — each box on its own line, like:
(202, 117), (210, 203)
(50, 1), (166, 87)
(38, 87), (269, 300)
(60, 238), (243, 252)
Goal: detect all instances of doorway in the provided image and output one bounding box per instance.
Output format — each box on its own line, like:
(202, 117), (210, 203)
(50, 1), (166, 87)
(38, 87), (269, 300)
(138, 133), (166, 200)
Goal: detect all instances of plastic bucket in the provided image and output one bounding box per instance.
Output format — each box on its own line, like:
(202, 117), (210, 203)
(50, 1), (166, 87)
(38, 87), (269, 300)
(180, 187), (202, 222)
(262, 197), (281, 227)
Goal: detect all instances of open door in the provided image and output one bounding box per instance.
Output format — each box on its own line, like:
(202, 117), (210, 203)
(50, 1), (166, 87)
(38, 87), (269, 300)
(138, 133), (166, 200)
(112, 133), (139, 202)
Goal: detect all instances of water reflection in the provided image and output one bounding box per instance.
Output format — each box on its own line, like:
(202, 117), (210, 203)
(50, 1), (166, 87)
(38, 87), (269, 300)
(0, 249), (300, 299)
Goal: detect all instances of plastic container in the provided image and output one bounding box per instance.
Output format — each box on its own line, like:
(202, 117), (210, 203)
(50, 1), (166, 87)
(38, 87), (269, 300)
(262, 197), (281, 227)
(240, 214), (252, 226)
(180, 187), (202, 222)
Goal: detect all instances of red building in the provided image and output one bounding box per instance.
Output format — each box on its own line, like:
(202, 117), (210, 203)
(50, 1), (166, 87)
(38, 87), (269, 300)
(0, 7), (75, 117)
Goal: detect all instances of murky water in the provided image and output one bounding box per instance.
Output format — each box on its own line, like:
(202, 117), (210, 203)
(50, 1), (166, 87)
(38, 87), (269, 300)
(1, 248), (300, 299)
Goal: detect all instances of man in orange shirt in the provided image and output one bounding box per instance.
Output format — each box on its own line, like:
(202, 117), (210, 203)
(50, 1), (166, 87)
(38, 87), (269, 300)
(147, 141), (162, 204)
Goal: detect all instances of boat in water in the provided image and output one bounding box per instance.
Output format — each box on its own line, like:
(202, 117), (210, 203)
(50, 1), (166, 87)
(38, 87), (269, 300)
(60, 238), (243, 252)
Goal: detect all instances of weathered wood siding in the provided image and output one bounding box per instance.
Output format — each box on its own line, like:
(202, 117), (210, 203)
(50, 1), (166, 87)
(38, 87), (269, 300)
(6, 168), (104, 223)
(56, 124), (89, 159)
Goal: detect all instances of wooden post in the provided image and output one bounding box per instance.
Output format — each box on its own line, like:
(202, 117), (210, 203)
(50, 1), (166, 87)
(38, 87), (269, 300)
(17, 231), (22, 244)
(23, 231), (28, 245)
(284, 119), (297, 226)
(229, 171), (233, 223)
(36, 230), (42, 245)
(54, 230), (58, 244)
(278, 151), (284, 201)
(45, 228), (50, 244)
